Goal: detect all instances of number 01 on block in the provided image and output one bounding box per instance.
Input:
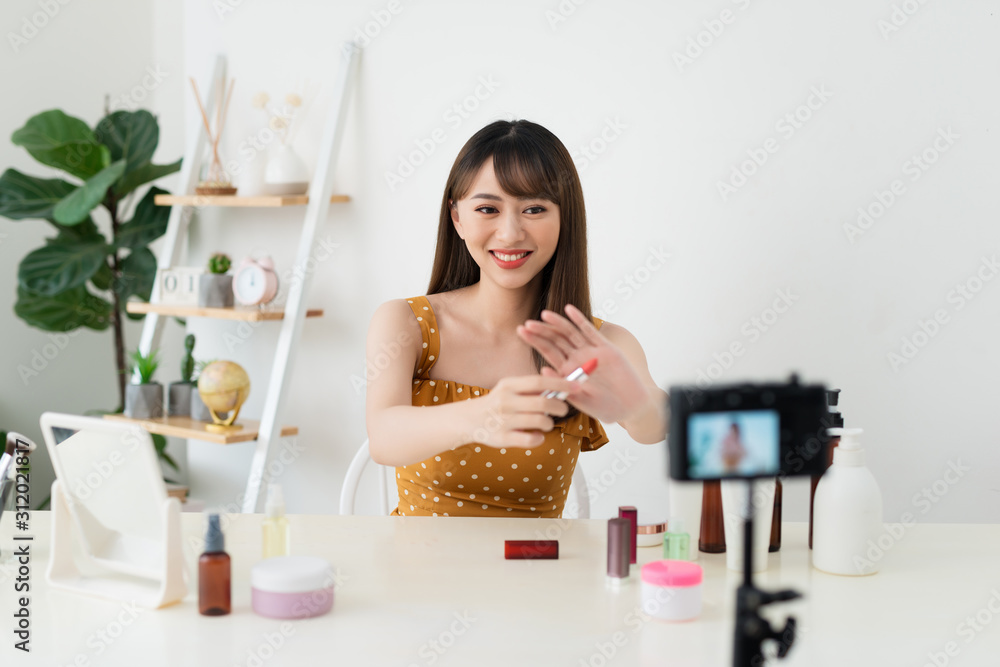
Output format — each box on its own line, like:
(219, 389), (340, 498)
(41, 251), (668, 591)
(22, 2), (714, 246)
(157, 267), (205, 306)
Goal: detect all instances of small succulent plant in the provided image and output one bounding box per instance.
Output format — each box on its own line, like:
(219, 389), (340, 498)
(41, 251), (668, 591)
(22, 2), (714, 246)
(207, 253), (231, 274)
(129, 348), (160, 384)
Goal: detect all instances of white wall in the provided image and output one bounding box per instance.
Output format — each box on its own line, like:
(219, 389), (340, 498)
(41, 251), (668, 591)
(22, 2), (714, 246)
(4, 1), (997, 525)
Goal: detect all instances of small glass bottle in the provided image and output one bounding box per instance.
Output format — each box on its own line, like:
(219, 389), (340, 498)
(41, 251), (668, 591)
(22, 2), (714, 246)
(699, 480), (726, 553)
(262, 484), (290, 559)
(663, 517), (691, 561)
(199, 513), (231, 616)
(769, 478), (782, 552)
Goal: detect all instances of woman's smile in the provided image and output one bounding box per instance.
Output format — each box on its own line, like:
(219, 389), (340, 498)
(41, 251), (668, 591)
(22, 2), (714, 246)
(489, 249), (533, 269)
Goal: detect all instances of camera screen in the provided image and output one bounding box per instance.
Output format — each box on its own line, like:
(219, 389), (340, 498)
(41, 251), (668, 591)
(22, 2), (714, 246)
(687, 409), (780, 479)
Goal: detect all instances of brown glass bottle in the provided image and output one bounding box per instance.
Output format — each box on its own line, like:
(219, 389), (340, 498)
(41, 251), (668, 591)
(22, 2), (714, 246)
(699, 480), (726, 553)
(769, 479), (782, 552)
(199, 513), (231, 616)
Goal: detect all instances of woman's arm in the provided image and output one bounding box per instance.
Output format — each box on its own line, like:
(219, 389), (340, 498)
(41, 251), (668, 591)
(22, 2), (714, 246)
(599, 322), (670, 444)
(365, 300), (580, 466)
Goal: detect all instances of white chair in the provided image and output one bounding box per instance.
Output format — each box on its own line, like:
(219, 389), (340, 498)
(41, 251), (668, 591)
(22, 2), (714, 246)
(339, 439), (591, 518)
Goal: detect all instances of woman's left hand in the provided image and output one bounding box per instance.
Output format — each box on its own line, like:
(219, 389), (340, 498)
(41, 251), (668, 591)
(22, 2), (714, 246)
(516, 304), (651, 424)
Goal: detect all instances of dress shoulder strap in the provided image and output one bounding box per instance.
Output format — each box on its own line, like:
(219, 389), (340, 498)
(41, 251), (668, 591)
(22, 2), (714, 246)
(405, 296), (440, 377)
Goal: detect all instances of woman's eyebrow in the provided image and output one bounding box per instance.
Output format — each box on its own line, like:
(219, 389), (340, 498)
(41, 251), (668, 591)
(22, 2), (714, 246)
(470, 193), (544, 201)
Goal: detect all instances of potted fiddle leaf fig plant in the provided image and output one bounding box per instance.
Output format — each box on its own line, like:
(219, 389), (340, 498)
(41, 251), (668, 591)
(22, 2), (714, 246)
(124, 348), (163, 419)
(167, 334), (196, 417)
(199, 252), (233, 308)
(0, 107), (181, 411)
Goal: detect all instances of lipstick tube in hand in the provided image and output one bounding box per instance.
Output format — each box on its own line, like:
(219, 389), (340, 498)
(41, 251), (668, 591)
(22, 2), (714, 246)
(542, 358), (598, 400)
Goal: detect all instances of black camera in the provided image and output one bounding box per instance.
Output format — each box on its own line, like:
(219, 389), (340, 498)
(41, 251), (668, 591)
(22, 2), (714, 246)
(668, 375), (830, 481)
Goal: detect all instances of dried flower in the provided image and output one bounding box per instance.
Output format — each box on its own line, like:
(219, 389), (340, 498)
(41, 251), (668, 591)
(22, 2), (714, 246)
(285, 93), (302, 107)
(251, 92), (270, 109)
(269, 115), (288, 132)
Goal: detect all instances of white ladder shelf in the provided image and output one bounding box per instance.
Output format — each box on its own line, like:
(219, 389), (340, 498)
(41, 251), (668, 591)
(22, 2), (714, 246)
(129, 44), (359, 513)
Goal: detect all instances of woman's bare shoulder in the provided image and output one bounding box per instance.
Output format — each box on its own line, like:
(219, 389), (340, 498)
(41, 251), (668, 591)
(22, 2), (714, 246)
(367, 298), (422, 347)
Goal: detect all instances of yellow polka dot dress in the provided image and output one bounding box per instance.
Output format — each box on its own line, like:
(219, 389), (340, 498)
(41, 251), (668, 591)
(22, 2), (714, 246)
(391, 296), (609, 518)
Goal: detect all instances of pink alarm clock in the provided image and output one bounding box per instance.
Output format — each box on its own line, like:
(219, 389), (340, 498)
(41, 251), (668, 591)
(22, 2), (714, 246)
(233, 256), (279, 306)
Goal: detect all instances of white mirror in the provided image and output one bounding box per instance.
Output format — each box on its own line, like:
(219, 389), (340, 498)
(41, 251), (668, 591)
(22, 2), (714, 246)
(40, 412), (187, 609)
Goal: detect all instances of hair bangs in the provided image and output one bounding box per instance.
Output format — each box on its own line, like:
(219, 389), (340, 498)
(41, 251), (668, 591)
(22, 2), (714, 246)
(491, 139), (561, 204)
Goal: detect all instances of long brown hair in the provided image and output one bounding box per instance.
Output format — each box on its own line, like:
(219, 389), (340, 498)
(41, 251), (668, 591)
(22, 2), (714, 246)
(427, 119), (593, 375)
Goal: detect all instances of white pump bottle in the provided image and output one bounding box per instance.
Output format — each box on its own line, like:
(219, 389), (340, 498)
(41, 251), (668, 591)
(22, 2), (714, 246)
(812, 428), (883, 576)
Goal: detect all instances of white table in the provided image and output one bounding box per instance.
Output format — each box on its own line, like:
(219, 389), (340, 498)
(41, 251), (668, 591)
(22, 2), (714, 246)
(1, 512), (998, 666)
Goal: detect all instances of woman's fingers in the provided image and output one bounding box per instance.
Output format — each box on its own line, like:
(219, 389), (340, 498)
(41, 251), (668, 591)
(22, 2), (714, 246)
(539, 309), (589, 349)
(520, 319), (578, 360)
(516, 324), (570, 367)
(563, 303), (606, 347)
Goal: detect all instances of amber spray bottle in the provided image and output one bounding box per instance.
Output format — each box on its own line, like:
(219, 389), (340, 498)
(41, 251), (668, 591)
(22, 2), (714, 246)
(809, 389), (843, 549)
(199, 513), (231, 616)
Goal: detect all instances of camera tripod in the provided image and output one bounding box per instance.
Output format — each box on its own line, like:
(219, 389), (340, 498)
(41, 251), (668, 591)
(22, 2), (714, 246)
(733, 480), (802, 666)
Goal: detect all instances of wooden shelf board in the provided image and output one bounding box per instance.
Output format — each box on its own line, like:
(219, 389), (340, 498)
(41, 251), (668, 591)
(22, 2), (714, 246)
(126, 302), (323, 321)
(103, 414), (298, 445)
(154, 194), (350, 207)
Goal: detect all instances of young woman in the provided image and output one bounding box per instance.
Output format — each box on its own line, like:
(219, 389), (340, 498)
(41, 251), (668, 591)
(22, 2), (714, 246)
(365, 119), (668, 517)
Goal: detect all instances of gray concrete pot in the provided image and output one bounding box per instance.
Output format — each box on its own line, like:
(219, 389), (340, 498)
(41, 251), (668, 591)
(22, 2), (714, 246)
(168, 382), (193, 417)
(190, 390), (214, 422)
(125, 383), (164, 419)
(199, 274), (233, 308)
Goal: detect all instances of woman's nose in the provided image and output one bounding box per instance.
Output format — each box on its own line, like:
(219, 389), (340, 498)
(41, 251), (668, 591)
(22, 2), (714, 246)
(495, 210), (525, 243)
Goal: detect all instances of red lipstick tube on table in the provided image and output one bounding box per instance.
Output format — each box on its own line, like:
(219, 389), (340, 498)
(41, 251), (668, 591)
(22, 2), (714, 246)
(618, 506), (638, 565)
(504, 540), (559, 560)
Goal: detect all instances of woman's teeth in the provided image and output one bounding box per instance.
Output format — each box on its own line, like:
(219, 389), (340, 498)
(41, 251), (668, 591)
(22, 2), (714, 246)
(493, 251), (529, 261)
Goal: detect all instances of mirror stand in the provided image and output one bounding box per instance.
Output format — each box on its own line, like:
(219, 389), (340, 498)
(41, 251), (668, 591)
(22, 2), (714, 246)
(46, 480), (187, 609)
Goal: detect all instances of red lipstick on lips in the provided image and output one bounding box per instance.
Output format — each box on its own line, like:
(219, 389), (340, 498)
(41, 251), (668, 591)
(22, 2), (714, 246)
(490, 249), (532, 269)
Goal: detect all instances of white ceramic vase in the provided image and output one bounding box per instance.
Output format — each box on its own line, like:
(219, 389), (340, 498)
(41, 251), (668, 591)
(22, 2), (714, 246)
(263, 144), (309, 196)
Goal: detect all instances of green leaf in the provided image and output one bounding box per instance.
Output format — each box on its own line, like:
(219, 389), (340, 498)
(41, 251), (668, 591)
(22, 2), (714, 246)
(15, 284), (112, 331)
(117, 247), (157, 306)
(90, 262), (113, 290)
(114, 158), (182, 197)
(11, 110), (111, 180)
(0, 169), (77, 221)
(50, 216), (105, 244)
(18, 241), (109, 295)
(94, 111), (159, 174)
(52, 160), (125, 225)
(151, 433), (180, 472)
(116, 186), (169, 249)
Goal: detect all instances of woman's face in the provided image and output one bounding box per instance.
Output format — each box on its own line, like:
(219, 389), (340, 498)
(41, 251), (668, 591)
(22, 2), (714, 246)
(450, 160), (560, 291)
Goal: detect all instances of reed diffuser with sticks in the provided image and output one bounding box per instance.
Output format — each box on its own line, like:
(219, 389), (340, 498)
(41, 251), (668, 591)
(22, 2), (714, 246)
(190, 74), (236, 195)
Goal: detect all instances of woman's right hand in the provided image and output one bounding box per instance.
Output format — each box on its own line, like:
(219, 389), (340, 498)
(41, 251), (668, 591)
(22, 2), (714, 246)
(467, 375), (578, 449)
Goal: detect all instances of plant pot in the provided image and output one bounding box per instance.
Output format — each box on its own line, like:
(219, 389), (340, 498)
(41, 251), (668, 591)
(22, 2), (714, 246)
(199, 274), (234, 308)
(168, 382), (193, 417)
(262, 144), (309, 196)
(125, 383), (164, 419)
(190, 390), (221, 422)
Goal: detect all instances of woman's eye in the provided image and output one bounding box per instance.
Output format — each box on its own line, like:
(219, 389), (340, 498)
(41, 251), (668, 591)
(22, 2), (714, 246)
(524, 205), (546, 214)
(475, 206), (498, 214)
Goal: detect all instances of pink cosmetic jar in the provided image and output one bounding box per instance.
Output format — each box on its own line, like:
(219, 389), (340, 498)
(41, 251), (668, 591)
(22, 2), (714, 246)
(250, 556), (334, 619)
(640, 559), (703, 622)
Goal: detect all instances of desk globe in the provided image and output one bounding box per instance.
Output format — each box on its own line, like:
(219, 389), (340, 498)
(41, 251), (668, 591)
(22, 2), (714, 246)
(197, 361), (251, 432)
